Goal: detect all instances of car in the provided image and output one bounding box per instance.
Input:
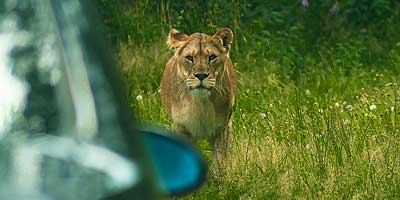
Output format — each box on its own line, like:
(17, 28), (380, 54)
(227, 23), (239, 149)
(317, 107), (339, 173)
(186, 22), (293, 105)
(0, 0), (207, 199)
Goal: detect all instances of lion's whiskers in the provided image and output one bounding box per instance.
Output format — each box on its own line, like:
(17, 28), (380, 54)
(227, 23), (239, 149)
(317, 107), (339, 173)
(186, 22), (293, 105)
(213, 80), (226, 96)
(186, 78), (201, 89)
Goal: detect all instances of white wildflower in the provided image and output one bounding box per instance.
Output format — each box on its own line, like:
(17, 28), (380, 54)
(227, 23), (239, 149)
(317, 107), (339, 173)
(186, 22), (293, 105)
(369, 104), (377, 111)
(391, 107), (395, 112)
(305, 89), (310, 96)
(346, 105), (354, 111)
(260, 113), (266, 118)
(335, 102), (340, 107)
(136, 95), (143, 101)
(318, 109), (323, 113)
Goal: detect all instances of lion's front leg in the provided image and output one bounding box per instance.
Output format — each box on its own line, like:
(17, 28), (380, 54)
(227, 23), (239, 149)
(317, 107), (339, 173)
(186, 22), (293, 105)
(172, 123), (192, 138)
(209, 119), (231, 165)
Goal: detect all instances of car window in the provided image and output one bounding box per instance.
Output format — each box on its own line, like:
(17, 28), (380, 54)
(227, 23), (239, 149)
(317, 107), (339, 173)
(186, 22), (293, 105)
(0, 1), (160, 199)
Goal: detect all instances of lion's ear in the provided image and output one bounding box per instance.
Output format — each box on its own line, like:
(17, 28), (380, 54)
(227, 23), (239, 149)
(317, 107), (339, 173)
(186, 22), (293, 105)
(212, 28), (233, 50)
(167, 28), (189, 48)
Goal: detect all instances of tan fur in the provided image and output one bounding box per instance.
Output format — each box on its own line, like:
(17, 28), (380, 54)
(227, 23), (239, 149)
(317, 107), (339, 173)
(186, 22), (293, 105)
(161, 28), (236, 161)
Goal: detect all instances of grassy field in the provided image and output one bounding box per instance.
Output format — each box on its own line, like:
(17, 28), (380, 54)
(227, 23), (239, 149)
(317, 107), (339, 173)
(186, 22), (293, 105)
(97, 1), (400, 199)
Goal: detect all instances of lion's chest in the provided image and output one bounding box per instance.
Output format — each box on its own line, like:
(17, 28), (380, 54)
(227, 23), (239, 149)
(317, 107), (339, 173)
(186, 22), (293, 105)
(171, 97), (223, 139)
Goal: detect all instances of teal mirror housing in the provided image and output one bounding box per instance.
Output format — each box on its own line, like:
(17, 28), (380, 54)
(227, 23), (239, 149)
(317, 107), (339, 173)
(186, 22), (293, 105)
(142, 130), (207, 195)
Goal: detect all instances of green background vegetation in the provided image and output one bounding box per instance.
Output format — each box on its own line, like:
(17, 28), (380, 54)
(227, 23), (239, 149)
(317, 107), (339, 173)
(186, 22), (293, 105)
(96, 0), (400, 199)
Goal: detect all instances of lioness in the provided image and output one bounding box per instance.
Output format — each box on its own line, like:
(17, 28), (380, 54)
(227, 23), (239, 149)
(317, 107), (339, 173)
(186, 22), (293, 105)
(161, 28), (236, 161)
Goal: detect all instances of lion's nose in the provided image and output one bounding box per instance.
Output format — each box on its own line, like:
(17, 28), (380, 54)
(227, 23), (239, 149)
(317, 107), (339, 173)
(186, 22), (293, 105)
(194, 73), (209, 81)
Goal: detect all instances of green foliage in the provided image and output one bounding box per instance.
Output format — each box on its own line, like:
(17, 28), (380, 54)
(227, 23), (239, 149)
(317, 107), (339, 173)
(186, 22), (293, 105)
(95, 0), (400, 199)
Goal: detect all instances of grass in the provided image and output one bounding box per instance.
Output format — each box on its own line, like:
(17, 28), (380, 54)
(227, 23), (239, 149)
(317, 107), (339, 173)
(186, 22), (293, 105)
(98, 1), (400, 199)
(117, 41), (400, 199)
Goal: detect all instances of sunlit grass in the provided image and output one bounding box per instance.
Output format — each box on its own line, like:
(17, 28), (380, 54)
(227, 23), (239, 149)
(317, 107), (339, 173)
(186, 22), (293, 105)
(116, 36), (400, 198)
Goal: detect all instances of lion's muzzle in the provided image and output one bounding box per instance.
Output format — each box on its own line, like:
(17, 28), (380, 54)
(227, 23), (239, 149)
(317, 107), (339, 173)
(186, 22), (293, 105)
(194, 73), (209, 81)
(187, 73), (215, 91)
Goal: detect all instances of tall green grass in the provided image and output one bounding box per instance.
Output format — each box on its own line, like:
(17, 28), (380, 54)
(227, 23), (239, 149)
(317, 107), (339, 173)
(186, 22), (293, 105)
(97, 0), (400, 199)
(119, 43), (400, 199)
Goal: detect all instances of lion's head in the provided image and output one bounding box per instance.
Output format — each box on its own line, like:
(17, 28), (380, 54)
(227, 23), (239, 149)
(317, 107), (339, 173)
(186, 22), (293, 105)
(167, 28), (233, 97)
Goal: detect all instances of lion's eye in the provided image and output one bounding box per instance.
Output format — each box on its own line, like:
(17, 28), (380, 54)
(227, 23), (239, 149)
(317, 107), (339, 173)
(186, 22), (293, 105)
(185, 56), (194, 63)
(208, 54), (217, 62)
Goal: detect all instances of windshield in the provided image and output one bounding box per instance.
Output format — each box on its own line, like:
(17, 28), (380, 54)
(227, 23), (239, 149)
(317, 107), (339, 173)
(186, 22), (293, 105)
(0, 1), (158, 199)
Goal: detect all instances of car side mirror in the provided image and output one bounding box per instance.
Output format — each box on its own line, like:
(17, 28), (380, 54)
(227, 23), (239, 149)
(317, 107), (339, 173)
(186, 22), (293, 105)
(141, 130), (207, 196)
